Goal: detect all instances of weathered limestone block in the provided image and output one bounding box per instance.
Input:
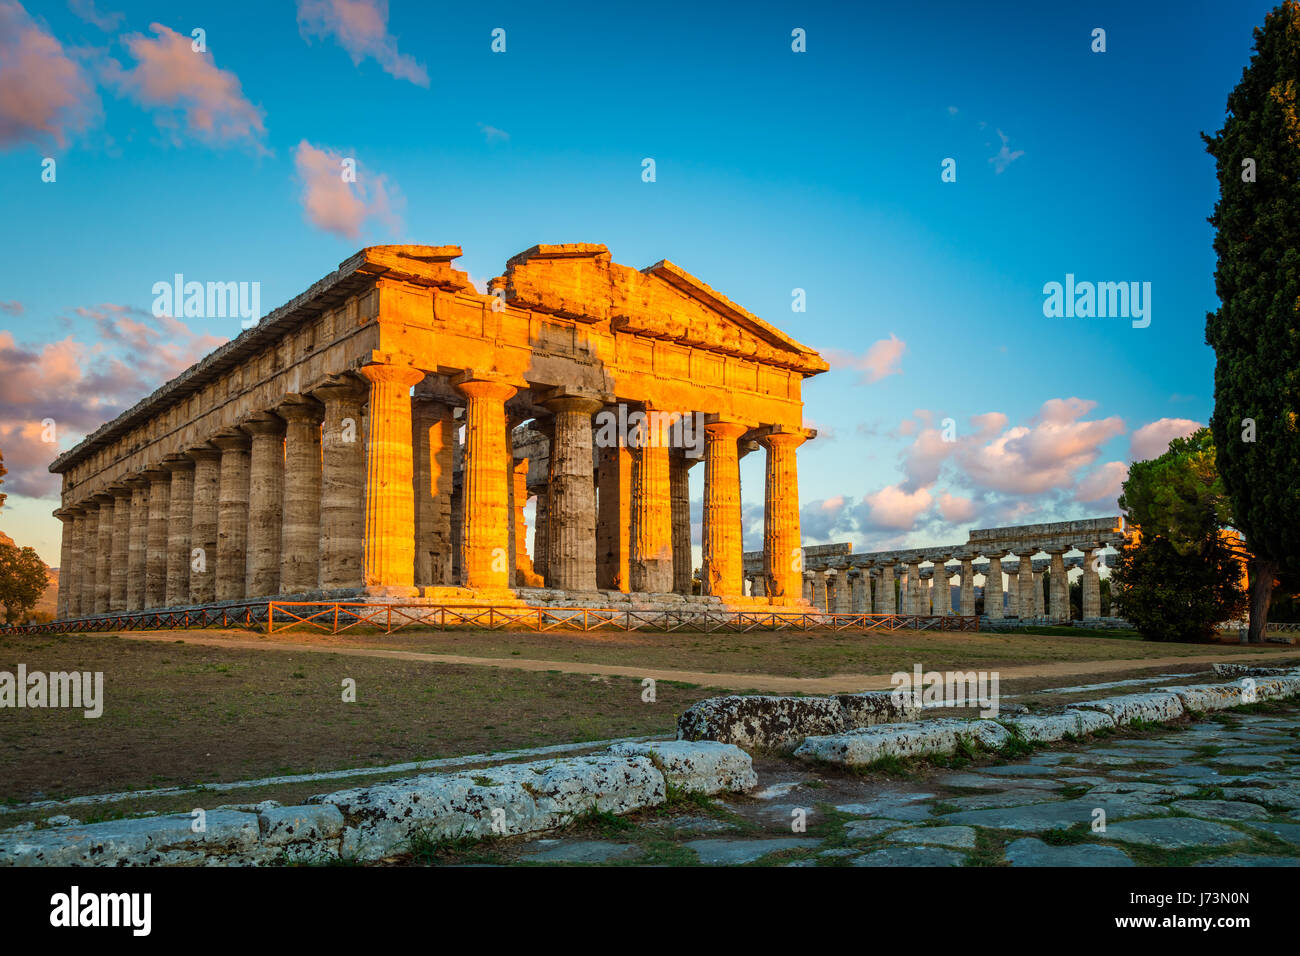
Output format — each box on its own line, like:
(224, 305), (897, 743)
(1211, 663), (1289, 678)
(1002, 710), (1117, 743)
(1067, 691), (1185, 726)
(677, 695), (847, 749)
(257, 804), (344, 847)
(837, 691), (922, 726)
(794, 718), (1011, 766)
(0, 811), (260, 867)
(606, 740), (757, 793)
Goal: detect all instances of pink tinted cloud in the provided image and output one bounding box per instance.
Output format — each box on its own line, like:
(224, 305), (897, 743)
(861, 484), (933, 531)
(293, 140), (402, 239)
(0, 1), (100, 148)
(825, 334), (906, 385)
(69, 0), (123, 31)
(937, 492), (976, 523)
(1129, 417), (1201, 462)
(0, 310), (225, 498)
(1076, 461), (1129, 504)
(104, 23), (266, 150)
(297, 0), (429, 87)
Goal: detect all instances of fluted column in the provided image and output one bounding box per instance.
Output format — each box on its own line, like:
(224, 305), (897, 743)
(90, 497), (111, 614)
(357, 362), (425, 596)
(108, 485), (132, 612)
(542, 391), (603, 592)
(1015, 551), (1035, 619)
(1049, 550), (1069, 622)
(631, 407), (674, 593)
(752, 574), (767, 597)
(186, 447), (221, 604)
(702, 420), (747, 597)
(848, 569), (864, 612)
(802, 572), (813, 603)
(759, 427), (807, 603)
(531, 484), (550, 584)
(834, 570), (852, 612)
(277, 400), (323, 595)
(879, 564), (895, 613)
(54, 509), (74, 619)
(670, 451), (695, 594)
(454, 373), (518, 590)
(212, 432), (252, 601)
(244, 417), (286, 598)
(121, 479), (147, 612)
(812, 569), (828, 610)
(162, 457), (194, 607)
(959, 555), (975, 616)
(143, 469), (170, 609)
(906, 561), (923, 614)
(595, 429), (632, 591)
(313, 379), (368, 592)
(1081, 545), (1102, 619)
(1033, 566), (1045, 617)
(932, 557), (951, 615)
(985, 554), (1004, 619)
(65, 508), (86, 618)
(412, 396), (455, 589)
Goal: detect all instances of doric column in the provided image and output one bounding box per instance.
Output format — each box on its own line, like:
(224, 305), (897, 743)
(278, 400), (323, 595)
(91, 496), (112, 614)
(595, 427), (632, 591)
(454, 372), (518, 590)
(812, 569), (828, 610)
(144, 469), (171, 609)
(670, 451), (695, 594)
(631, 406), (674, 593)
(124, 478), (148, 612)
(1015, 551), (1036, 619)
(898, 565), (910, 614)
(701, 420), (747, 598)
(848, 569), (864, 612)
(985, 554), (1004, 619)
(879, 564), (895, 613)
(412, 396), (455, 589)
(834, 569), (853, 612)
(1049, 549), (1069, 622)
(54, 509), (74, 619)
(541, 389), (603, 592)
(212, 432), (252, 601)
(109, 485), (132, 612)
(958, 554), (975, 616)
(1033, 565), (1045, 617)
(65, 508), (87, 618)
(186, 446), (222, 604)
(530, 483), (550, 584)
(906, 561), (924, 614)
(244, 417), (286, 598)
(313, 379), (368, 592)
(1081, 545), (1102, 619)
(759, 426), (808, 602)
(802, 572), (813, 603)
(358, 362), (425, 596)
(752, 574), (766, 597)
(931, 556), (951, 615)
(162, 457), (194, 607)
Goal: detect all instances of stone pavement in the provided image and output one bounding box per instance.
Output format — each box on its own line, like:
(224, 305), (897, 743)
(509, 705), (1300, 866)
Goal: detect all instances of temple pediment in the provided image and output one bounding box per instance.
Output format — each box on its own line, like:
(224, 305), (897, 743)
(497, 244), (828, 374)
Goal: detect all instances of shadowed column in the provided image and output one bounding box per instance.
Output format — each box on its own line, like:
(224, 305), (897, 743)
(959, 554), (976, 616)
(454, 373), (518, 591)
(244, 417), (286, 598)
(670, 451), (696, 594)
(543, 390), (603, 592)
(212, 432), (252, 601)
(1016, 551), (1035, 619)
(932, 556), (952, 615)
(759, 427), (808, 603)
(1080, 544), (1102, 619)
(984, 553), (1004, 619)
(631, 408), (674, 593)
(91, 495), (112, 614)
(879, 564), (895, 613)
(54, 509), (74, 619)
(186, 446), (221, 604)
(595, 428), (632, 591)
(109, 485), (132, 612)
(144, 469), (171, 609)
(412, 396), (455, 588)
(313, 379), (368, 593)
(65, 508), (86, 618)
(162, 457), (194, 607)
(1049, 550), (1069, 622)
(359, 362), (425, 597)
(278, 400), (323, 596)
(124, 479), (148, 611)
(702, 420), (747, 598)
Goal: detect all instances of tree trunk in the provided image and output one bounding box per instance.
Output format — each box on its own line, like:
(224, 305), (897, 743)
(1246, 557), (1278, 644)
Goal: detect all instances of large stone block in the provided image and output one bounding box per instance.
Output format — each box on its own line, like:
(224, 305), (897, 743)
(793, 718), (1011, 767)
(606, 740), (757, 794)
(0, 811), (259, 867)
(258, 804), (345, 847)
(1067, 692), (1185, 726)
(1002, 710), (1117, 743)
(676, 691), (917, 750)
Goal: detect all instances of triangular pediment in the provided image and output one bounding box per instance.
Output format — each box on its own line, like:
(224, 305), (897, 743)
(499, 244), (828, 374)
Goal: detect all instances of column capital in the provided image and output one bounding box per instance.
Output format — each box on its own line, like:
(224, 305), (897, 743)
(185, 444), (223, 462)
(210, 430), (251, 452)
(91, 491), (115, 505)
(275, 396), (324, 423)
(359, 361), (425, 389)
(142, 468), (170, 484)
(454, 374), (518, 404)
(242, 415), (287, 438)
(161, 455), (194, 474)
(310, 375), (369, 404)
(53, 508), (76, 521)
(109, 483), (134, 499)
(756, 424), (813, 449)
(122, 474), (148, 489)
(538, 385), (610, 414)
(704, 419), (751, 441)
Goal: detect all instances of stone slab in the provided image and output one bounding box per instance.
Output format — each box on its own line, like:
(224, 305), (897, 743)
(684, 837), (819, 865)
(1005, 837), (1135, 867)
(851, 845), (965, 867)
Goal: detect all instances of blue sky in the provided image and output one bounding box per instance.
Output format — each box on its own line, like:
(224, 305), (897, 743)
(0, 0), (1275, 564)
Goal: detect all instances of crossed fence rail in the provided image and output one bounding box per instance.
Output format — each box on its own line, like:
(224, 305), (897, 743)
(1, 602), (981, 636)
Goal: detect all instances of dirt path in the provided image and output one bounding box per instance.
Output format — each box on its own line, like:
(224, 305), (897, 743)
(109, 630), (1297, 693)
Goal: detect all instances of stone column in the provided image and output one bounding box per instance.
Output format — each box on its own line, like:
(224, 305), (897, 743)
(542, 390), (603, 592)
(631, 407), (674, 593)
(244, 417), (286, 598)
(931, 558), (951, 615)
(802, 572), (813, 603)
(1016, 551), (1036, 619)
(212, 432), (252, 601)
(906, 561), (923, 614)
(530, 483), (549, 584)
(812, 569), (828, 610)
(959, 555), (975, 616)
(848, 569), (864, 612)
(596, 431), (632, 591)
(54, 509), (74, 619)
(163, 457), (194, 607)
(411, 397), (455, 589)
(277, 400), (323, 596)
(454, 373), (518, 591)
(752, 574), (766, 598)
(144, 469), (171, 609)
(1049, 550), (1069, 622)
(1033, 566), (1046, 617)
(358, 362), (425, 597)
(985, 554), (1004, 619)
(125, 479), (148, 612)
(759, 427), (807, 602)
(65, 508), (86, 618)
(702, 420), (747, 598)
(1081, 545), (1102, 619)
(511, 457), (538, 586)
(834, 570), (852, 612)
(186, 446), (221, 604)
(670, 451), (694, 594)
(88, 499), (108, 614)
(314, 379), (368, 592)
(879, 564), (895, 614)
(109, 485), (132, 612)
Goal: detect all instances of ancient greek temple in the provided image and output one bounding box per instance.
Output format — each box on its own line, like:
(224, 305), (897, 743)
(48, 244), (829, 621)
